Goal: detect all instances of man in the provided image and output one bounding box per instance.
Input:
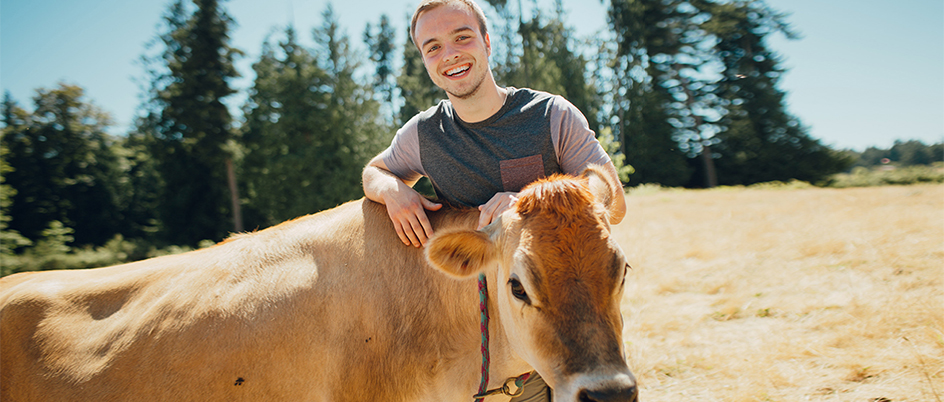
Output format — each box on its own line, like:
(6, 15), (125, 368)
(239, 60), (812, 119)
(361, 0), (627, 399)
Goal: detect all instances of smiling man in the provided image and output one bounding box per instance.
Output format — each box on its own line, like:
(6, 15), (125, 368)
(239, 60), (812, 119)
(362, 0), (625, 246)
(361, 1), (626, 395)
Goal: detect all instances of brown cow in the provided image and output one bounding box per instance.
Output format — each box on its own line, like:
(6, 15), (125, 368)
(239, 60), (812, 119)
(0, 165), (637, 402)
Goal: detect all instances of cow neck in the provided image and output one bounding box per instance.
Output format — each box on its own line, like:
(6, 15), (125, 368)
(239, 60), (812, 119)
(473, 272), (532, 401)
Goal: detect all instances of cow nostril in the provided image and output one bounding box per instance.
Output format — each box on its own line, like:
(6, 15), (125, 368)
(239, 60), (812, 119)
(578, 385), (638, 402)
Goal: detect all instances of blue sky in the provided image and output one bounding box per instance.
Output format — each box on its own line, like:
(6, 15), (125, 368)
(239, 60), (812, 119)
(1, 0), (942, 151)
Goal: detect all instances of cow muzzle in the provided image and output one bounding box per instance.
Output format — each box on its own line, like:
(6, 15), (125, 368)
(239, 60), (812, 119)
(565, 372), (638, 402)
(578, 383), (638, 402)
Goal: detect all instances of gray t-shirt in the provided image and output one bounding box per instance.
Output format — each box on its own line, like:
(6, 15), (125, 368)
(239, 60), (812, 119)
(380, 87), (610, 207)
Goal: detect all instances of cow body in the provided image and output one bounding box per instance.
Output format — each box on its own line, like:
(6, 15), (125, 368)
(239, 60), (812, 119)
(1, 167), (636, 402)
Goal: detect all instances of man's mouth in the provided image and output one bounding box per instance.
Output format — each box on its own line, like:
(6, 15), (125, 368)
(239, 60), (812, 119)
(445, 64), (471, 77)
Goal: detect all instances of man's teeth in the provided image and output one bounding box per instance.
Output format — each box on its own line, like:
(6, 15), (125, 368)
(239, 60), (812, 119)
(446, 65), (470, 76)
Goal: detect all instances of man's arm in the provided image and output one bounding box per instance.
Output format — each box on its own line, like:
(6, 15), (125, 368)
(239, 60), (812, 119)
(363, 154), (441, 247)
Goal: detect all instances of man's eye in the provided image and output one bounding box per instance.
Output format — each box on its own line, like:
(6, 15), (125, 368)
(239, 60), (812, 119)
(426, 45), (439, 53)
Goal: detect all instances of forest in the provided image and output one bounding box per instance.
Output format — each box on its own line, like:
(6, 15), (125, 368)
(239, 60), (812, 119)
(1, 0), (941, 275)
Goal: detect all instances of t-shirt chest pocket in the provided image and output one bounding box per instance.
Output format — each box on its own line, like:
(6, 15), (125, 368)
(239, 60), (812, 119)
(499, 154), (546, 192)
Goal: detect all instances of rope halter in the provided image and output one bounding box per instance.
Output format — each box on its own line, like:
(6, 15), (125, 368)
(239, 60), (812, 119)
(473, 273), (533, 401)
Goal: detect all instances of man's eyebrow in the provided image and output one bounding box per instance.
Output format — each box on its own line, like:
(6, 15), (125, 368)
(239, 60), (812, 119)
(421, 26), (476, 49)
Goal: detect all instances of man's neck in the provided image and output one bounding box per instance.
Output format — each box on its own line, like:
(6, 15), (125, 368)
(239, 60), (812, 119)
(449, 79), (507, 123)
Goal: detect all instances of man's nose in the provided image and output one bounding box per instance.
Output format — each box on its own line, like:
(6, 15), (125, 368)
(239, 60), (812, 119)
(441, 44), (460, 62)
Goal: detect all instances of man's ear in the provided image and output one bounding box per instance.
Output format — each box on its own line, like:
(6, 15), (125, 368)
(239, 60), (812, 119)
(484, 32), (491, 57)
(425, 230), (497, 278)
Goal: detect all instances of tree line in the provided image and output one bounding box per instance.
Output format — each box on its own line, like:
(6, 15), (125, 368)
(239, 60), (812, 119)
(2, 0), (857, 261)
(845, 140), (943, 169)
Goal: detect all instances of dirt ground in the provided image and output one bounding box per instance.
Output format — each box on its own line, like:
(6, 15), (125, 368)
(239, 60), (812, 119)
(613, 184), (943, 402)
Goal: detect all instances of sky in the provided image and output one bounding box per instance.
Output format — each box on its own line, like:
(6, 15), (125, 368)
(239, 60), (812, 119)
(1, 0), (942, 151)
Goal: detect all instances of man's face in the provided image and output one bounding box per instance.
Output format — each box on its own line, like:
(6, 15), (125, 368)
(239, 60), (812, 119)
(413, 3), (491, 100)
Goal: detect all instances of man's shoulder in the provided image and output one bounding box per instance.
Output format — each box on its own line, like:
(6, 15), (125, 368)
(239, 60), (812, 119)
(402, 99), (452, 129)
(508, 87), (575, 116)
(511, 87), (576, 111)
(421, 99), (453, 119)
(509, 87), (557, 103)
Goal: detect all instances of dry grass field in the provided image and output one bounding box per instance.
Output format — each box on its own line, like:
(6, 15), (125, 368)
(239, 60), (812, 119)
(614, 184), (943, 402)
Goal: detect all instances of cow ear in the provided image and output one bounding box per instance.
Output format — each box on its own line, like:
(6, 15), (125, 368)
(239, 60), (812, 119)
(584, 164), (620, 218)
(425, 230), (498, 278)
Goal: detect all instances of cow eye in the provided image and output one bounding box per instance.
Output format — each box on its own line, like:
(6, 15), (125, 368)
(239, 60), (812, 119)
(509, 278), (530, 304)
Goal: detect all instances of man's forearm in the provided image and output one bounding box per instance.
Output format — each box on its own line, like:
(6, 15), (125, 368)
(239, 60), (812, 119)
(363, 164), (398, 204)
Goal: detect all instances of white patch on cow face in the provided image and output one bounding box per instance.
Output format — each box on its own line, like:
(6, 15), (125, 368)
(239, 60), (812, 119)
(492, 230), (563, 387)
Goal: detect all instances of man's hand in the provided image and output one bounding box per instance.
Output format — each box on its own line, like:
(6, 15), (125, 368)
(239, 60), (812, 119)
(363, 157), (442, 248)
(383, 180), (442, 247)
(477, 192), (518, 230)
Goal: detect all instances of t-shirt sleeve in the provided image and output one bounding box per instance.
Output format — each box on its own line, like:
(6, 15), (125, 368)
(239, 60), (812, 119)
(378, 114), (427, 183)
(549, 96), (611, 175)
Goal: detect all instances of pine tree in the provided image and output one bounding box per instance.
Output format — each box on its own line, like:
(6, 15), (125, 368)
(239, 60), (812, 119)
(312, 5), (390, 210)
(240, 26), (333, 226)
(397, 22), (443, 126)
(364, 14), (399, 117)
(511, 3), (601, 133)
(702, 0), (850, 184)
(241, 8), (389, 228)
(138, 0), (242, 245)
(608, 0), (695, 186)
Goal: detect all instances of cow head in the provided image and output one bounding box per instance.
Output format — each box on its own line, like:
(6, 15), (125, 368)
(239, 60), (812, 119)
(426, 165), (638, 402)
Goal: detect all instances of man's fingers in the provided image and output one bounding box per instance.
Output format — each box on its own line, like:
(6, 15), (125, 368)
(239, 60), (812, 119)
(477, 192), (518, 230)
(418, 215), (435, 245)
(404, 218), (423, 247)
(406, 214), (428, 247)
(381, 187), (439, 247)
(422, 198), (443, 211)
(478, 201), (502, 229)
(392, 221), (411, 246)
(477, 208), (493, 230)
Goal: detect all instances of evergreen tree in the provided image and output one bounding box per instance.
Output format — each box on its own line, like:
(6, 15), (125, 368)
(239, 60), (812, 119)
(623, 82), (695, 186)
(312, 5), (390, 210)
(241, 7), (388, 228)
(364, 14), (399, 116)
(0, 93), (33, 257)
(702, 0), (850, 184)
(138, 0), (242, 245)
(0, 85), (124, 246)
(851, 140), (944, 167)
(608, 0), (694, 186)
(118, 126), (164, 241)
(397, 22), (443, 126)
(889, 140), (940, 166)
(510, 2), (602, 133)
(240, 26), (333, 226)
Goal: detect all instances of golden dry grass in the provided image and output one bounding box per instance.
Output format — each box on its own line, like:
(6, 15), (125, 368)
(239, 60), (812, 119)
(614, 184), (944, 402)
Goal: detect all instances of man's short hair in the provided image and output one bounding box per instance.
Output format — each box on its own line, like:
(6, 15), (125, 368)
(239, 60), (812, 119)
(410, 0), (490, 50)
